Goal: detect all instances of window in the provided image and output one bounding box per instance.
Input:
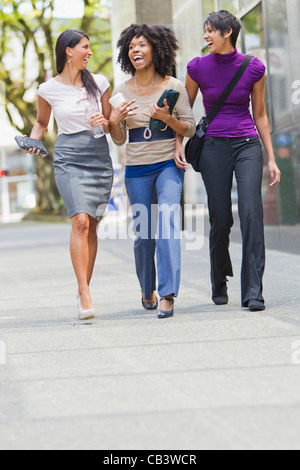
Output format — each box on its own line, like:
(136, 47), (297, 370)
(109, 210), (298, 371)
(201, 0), (215, 22)
(243, 2), (265, 52)
(241, 3), (270, 122)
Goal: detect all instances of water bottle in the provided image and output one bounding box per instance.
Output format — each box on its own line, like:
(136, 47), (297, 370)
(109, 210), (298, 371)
(85, 101), (105, 139)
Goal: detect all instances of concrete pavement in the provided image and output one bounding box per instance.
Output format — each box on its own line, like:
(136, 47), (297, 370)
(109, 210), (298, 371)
(0, 221), (300, 450)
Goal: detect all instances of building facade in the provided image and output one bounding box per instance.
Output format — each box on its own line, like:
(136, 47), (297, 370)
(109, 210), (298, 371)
(110, 0), (300, 253)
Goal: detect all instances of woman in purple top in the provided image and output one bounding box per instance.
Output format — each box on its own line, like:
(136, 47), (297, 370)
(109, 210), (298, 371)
(184, 10), (281, 311)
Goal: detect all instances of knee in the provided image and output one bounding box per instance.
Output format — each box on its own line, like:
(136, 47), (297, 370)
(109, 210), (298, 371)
(135, 237), (156, 260)
(89, 218), (99, 236)
(72, 213), (90, 235)
(210, 213), (233, 234)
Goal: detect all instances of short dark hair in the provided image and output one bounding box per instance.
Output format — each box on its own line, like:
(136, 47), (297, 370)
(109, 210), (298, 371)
(204, 10), (241, 48)
(117, 23), (179, 77)
(55, 29), (100, 101)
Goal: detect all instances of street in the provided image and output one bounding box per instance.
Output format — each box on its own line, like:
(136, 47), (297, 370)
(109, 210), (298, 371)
(0, 221), (300, 450)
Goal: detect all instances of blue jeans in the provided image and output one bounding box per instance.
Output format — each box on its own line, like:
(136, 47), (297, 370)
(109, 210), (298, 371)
(125, 165), (184, 300)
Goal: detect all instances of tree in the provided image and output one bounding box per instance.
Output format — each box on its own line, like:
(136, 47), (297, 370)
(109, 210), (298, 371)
(0, 0), (112, 216)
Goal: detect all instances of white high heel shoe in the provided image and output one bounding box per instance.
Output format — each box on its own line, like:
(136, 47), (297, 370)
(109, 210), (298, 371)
(77, 295), (95, 321)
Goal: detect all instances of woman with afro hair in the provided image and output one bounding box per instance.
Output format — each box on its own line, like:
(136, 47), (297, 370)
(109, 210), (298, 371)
(109, 24), (196, 319)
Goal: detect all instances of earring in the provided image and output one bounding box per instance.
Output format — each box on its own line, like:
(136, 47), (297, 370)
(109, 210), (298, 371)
(67, 57), (72, 64)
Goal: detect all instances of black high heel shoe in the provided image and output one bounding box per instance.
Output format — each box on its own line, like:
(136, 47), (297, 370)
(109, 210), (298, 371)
(157, 297), (174, 319)
(212, 282), (228, 305)
(142, 292), (158, 311)
(248, 299), (265, 311)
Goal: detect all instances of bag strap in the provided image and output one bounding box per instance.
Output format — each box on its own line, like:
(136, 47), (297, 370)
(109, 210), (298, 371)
(204, 53), (253, 126)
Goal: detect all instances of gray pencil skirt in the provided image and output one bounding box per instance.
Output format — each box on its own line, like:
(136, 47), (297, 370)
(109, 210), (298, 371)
(53, 131), (114, 222)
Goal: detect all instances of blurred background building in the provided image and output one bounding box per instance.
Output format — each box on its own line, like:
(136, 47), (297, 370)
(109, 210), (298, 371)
(110, 0), (300, 254)
(0, 105), (36, 224)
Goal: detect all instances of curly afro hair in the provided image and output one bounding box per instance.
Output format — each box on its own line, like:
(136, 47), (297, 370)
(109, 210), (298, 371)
(117, 23), (179, 77)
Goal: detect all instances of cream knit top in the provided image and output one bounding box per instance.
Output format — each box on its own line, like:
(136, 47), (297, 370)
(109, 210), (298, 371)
(111, 76), (196, 166)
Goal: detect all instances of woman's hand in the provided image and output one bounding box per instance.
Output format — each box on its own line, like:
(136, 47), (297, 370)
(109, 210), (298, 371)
(110, 100), (138, 127)
(89, 113), (109, 134)
(143, 100), (189, 136)
(143, 99), (171, 124)
(252, 77), (281, 188)
(174, 136), (188, 170)
(269, 160), (281, 187)
(22, 135), (40, 156)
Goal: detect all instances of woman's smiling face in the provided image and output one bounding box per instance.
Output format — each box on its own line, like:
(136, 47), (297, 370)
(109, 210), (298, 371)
(203, 22), (232, 54)
(67, 37), (93, 69)
(128, 35), (153, 71)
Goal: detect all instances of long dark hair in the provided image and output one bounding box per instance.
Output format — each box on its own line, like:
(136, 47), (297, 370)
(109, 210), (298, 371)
(55, 29), (100, 101)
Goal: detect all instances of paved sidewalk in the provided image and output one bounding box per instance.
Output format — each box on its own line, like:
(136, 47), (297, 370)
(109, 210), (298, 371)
(0, 221), (300, 450)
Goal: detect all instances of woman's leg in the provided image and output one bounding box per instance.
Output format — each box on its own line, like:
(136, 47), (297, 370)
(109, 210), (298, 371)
(200, 139), (235, 296)
(233, 138), (265, 307)
(70, 213), (96, 310)
(125, 175), (157, 301)
(87, 215), (99, 286)
(155, 165), (184, 311)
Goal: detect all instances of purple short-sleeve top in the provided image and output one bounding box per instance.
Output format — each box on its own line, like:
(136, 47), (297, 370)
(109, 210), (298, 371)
(187, 48), (265, 138)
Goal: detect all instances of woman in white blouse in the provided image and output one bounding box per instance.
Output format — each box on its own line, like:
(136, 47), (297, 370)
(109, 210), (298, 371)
(26, 29), (114, 320)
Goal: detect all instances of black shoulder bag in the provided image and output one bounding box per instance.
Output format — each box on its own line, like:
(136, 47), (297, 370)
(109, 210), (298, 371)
(185, 54), (252, 172)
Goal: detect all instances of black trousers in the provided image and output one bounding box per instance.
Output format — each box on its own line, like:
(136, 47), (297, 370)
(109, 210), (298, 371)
(199, 137), (265, 307)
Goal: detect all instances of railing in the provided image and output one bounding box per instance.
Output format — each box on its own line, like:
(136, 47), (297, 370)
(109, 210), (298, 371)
(0, 174), (36, 223)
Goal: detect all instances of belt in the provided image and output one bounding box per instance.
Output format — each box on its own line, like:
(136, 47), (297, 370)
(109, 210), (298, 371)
(129, 127), (175, 143)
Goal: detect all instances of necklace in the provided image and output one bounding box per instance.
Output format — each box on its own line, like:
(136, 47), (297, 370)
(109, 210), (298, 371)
(135, 74), (159, 140)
